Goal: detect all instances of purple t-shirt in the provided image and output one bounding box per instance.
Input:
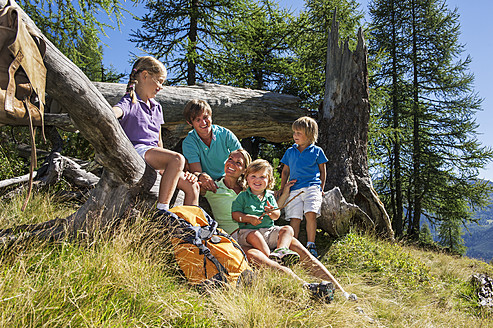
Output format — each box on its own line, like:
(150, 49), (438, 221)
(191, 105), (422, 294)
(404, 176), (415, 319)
(115, 94), (164, 147)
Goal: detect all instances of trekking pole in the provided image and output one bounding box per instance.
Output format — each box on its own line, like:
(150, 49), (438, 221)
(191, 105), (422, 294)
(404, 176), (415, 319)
(260, 190), (304, 217)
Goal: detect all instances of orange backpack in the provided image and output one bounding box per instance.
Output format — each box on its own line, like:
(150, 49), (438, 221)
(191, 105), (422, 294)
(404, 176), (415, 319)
(156, 206), (253, 287)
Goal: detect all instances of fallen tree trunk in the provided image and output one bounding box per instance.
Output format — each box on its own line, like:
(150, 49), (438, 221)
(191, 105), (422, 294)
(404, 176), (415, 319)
(0, 173), (34, 189)
(44, 83), (304, 148)
(94, 82), (303, 147)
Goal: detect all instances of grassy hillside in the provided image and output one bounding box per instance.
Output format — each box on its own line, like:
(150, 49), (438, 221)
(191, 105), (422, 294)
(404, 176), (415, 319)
(1, 192), (492, 327)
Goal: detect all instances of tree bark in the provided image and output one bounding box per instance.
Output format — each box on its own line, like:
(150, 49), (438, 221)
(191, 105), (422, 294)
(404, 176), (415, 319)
(0, 1), (303, 242)
(0, 0), (150, 240)
(318, 12), (394, 239)
(318, 187), (375, 237)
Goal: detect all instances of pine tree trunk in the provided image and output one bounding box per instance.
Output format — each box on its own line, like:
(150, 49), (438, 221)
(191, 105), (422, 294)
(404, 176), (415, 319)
(391, 2), (404, 237)
(409, 0), (422, 239)
(318, 13), (394, 239)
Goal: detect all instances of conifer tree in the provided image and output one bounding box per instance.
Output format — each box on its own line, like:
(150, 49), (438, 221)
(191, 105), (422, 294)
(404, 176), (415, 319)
(203, 0), (296, 91)
(419, 222), (433, 244)
(437, 218), (466, 255)
(368, 0), (493, 240)
(130, 0), (237, 85)
(18, 0), (125, 81)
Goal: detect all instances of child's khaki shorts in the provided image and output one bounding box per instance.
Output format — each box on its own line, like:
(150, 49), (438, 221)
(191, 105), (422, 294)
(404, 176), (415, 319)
(237, 226), (281, 249)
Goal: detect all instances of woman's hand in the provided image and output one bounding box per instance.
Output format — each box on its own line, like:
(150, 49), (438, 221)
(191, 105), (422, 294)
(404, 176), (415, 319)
(276, 179), (296, 207)
(283, 179), (296, 193)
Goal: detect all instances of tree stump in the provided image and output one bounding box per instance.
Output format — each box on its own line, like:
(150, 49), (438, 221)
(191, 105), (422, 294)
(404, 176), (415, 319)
(318, 13), (394, 239)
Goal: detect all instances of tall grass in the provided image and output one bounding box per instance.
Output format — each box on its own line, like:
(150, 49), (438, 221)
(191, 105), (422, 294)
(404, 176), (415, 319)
(0, 192), (492, 327)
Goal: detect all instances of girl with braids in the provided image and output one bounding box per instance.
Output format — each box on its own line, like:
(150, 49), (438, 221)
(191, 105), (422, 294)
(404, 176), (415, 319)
(113, 56), (200, 210)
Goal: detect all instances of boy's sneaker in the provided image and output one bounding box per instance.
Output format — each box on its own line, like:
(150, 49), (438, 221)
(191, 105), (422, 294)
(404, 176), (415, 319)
(269, 247), (300, 266)
(268, 251), (282, 264)
(303, 281), (334, 303)
(307, 244), (318, 258)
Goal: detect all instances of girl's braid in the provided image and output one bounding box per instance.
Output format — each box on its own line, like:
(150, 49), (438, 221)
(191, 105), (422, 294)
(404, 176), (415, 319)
(127, 67), (140, 103)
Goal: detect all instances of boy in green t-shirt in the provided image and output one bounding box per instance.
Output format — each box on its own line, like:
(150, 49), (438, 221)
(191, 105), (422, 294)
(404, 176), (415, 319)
(231, 159), (300, 265)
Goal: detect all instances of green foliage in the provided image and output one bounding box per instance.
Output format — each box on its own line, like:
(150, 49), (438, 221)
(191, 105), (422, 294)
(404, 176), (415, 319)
(130, 0), (238, 85)
(368, 0), (493, 240)
(59, 131), (95, 160)
(327, 233), (433, 288)
(419, 222), (434, 245)
(0, 128), (28, 180)
(17, 0), (127, 81)
(272, 157), (282, 191)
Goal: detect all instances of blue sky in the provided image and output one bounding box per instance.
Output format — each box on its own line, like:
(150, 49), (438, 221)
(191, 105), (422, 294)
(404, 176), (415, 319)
(100, 0), (493, 181)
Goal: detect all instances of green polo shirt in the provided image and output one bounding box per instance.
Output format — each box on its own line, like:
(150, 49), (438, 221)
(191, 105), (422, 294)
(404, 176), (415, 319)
(204, 179), (240, 234)
(231, 188), (278, 230)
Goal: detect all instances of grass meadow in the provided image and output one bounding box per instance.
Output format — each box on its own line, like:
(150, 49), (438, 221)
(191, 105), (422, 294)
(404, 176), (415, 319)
(0, 192), (492, 327)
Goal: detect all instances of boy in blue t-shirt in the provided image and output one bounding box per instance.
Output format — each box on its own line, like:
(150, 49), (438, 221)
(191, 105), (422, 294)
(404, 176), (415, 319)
(279, 116), (328, 258)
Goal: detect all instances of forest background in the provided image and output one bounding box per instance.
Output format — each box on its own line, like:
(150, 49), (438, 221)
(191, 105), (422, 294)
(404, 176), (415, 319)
(1, 0), (493, 262)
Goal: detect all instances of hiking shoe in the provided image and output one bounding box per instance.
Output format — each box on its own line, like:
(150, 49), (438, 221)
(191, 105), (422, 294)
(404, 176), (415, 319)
(307, 244), (318, 258)
(303, 281), (334, 303)
(268, 250), (282, 264)
(270, 247), (300, 266)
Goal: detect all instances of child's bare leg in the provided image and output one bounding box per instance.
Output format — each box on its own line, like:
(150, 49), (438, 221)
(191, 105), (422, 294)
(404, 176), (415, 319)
(305, 212), (317, 244)
(277, 225), (295, 249)
(288, 238), (346, 292)
(246, 231), (270, 256)
(289, 218), (301, 238)
(176, 173), (200, 205)
(144, 148), (185, 205)
(244, 247), (305, 284)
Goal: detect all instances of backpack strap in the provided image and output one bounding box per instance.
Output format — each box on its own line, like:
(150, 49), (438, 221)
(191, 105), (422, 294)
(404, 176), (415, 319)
(0, 2), (47, 210)
(157, 208), (231, 283)
(199, 241), (229, 282)
(21, 98), (36, 211)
